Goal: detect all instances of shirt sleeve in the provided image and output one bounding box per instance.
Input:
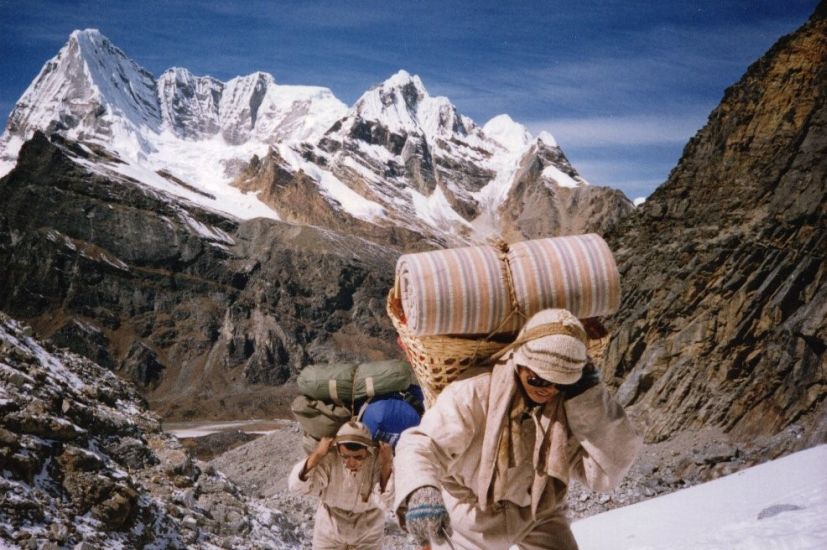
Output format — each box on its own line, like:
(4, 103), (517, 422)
(375, 467), (395, 510)
(392, 382), (482, 513)
(288, 454), (332, 496)
(564, 383), (643, 491)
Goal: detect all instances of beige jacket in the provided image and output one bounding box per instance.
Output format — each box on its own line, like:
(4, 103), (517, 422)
(394, 363), (641, 519)
(289, 450), (394, 549)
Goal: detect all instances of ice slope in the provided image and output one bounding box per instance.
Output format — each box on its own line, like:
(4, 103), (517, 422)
(572, 445), (827, 550)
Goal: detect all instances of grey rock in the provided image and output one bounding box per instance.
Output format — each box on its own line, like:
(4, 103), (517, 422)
(603, 8), (826, 450)
(0, 133), (399, 420)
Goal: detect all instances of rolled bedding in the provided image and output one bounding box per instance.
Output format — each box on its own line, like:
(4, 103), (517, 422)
(395, 233), (620, 336)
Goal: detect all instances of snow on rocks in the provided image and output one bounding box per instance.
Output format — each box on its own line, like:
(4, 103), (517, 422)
(0, 313), (305, 548)
(0, 28), (620, 249)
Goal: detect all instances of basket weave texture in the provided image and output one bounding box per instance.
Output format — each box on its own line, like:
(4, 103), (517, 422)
(388, 288), (610, 409)
(387, 287), (513, 408)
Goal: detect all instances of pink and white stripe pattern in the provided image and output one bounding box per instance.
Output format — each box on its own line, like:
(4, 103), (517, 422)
(395, 234), (620, 336)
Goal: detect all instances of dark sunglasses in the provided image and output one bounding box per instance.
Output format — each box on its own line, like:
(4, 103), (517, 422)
(518, 366), (555, 388)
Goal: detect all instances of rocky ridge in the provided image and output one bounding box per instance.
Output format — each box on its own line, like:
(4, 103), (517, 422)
(240, 73), (632, 247)
(0, 311), (307, 549)
(0, 30), (633, 250)
(0, 132), (398, 420)
(602, 4), (826, 449)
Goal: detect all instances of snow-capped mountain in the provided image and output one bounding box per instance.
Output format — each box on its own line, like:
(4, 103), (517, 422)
(158, 67), (346, 145)
(2, 29), (161, 160)
(240, 69), (630, 246)
(0, 29), (632, 248)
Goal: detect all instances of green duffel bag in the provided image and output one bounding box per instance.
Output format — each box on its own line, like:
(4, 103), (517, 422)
(290, 394), (352, 441)
(353, 359), (414, 401)
(297, 363), (357, 404)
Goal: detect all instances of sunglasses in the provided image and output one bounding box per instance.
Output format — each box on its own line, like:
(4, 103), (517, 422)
(518, 366), (556, 388)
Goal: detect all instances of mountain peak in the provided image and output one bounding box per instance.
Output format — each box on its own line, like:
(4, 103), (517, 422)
(483, 114), (532, 153)
(1, 27), (162, 146)
(535, 130), (558, 148)
(69, 28), (105, 41)
(66, 28), (124, 63)
(379, 70), (428, 95)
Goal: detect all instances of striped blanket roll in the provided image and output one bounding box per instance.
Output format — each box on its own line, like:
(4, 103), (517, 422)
(395, 234), (620, 337)
(395, 244), (518, 337)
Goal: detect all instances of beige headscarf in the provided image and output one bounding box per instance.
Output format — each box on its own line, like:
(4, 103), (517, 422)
(480, 358), (573, 517)
(495, 309), (589, 385)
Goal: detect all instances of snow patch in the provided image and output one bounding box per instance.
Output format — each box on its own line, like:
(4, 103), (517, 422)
(572, 445), (827, 550)
(409, 186), (470, 230)
(542, 164), (583, 188)
(535, 130), (558, 148)
(177, 211), (235, 244)
(483, 114), (532, 153)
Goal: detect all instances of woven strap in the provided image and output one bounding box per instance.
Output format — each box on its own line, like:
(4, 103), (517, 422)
(471, 240), (527, 361)
(494, 240), (528, 332)
(489, 322), (588, 363)
(328, 379), (341, 405)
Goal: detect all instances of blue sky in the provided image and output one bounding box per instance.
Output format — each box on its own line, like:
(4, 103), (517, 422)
(0, 0), (819, 199)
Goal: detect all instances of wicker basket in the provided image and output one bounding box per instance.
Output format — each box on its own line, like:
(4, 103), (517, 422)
(388, 288), (611, 409)
(387, 287), (513, 408)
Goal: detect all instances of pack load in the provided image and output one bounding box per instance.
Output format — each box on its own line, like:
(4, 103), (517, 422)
(290, 394), (353, 453)
(361, 397), (422, 448)
(292, 359), (422, 453)
(297, 359), (414, 405)
(388, 233), (619, 407)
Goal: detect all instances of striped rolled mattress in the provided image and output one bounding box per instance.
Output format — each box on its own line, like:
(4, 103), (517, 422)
(395, 233), (620, 336)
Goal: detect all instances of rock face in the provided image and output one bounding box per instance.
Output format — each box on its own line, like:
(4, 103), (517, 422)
(0, 312), (305, 548)
(604, 6), (826, 447)
(237, 74), (633, 248)
(0, 32), (634, 250)
(497, 139), (633, 241)
(0, 132), (398, 419)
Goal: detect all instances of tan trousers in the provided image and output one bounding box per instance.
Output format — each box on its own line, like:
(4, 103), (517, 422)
(433, 491), (579, 550)
(311, 503), (385, 549)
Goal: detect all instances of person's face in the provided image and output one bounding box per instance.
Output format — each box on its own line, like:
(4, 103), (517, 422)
(338, 445), (370, 472)
(516, 365), (560, 404)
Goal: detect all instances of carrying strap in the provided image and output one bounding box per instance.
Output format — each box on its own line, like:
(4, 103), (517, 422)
(471, 240), (527, 363)
(488, 322), (589, 364)
(328, 379), (342, 406)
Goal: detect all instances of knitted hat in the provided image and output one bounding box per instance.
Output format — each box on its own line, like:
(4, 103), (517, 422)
(335, 420), (376, 448)
(511, 309), (588, 385)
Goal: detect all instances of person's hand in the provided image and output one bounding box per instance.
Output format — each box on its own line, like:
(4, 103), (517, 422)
(405, 486), (451, 545)
(313, 436), (334, 458)
(302, 436), (334, 478)
(557, 361), (600, 399)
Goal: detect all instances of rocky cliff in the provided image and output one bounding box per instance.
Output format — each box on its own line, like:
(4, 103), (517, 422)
(604, 5), (826, 448)
(233, 75), (634, 249)
(0, 132), (398, 420)
(0, 312), (306, 548)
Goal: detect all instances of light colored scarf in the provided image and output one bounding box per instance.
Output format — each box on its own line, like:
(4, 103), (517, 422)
(481, 358), (572, 516)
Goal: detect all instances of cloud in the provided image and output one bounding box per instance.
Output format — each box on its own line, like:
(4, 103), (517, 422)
(422, 13), (810, 124)
(525, 113), (707, 147)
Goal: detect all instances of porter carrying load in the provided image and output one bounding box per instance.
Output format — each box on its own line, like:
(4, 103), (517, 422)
(388, 233), (620, 406)
(291, 359), (420, 452)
